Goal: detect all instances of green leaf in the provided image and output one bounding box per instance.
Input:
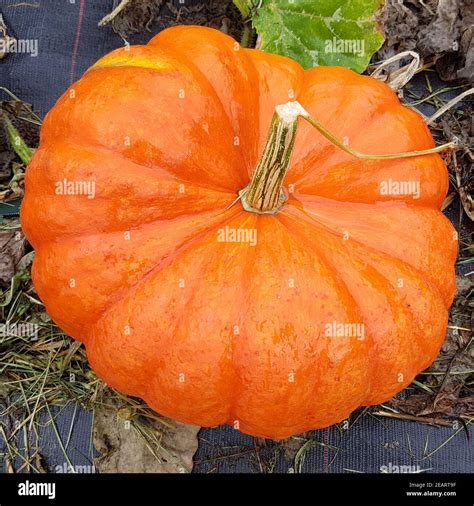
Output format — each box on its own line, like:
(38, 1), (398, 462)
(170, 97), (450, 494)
(250, 0), (385, 73)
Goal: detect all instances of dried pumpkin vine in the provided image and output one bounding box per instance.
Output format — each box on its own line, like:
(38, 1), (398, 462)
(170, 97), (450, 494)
(1, 0), (473, 473)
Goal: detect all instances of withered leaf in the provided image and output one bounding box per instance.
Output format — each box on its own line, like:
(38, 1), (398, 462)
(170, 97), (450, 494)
(93, 392), (199, 473)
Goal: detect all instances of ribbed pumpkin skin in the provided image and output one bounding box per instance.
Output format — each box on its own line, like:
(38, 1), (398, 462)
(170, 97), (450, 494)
(21, 26), (457, 439)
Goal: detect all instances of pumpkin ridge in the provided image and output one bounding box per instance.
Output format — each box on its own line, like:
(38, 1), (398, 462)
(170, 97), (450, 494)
(84, 57), (239, 163)
(41, 57), (246, 191)
(298, 197), (457, 307)
(21, 143), (237, 246)
(288, 69), (441, 194)
(45, 138), (239, 195)
(283, 203), (452, 308)
(348, 104), (434, 153)
(149, 26), (261, 175)
(281, 203), (446, 313)
(89, 62), (174, 72)
(80, 206), (246, 341)
(274, 211), (374, 400)
(292, 154), (447, 208)
(39, 123), (241, 195)
(88, 43), (183, 73)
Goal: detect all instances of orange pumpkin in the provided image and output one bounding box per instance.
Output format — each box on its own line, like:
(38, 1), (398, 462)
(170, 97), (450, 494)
(21, 26), (457, 439)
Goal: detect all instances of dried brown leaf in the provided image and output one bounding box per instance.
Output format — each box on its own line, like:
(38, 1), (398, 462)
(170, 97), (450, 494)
(377, 0), (473, 82)
(0, 227), (25, 285)
(93, 393), (199, 473)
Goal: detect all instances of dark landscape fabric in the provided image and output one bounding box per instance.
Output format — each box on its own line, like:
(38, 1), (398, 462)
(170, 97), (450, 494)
(0, 0), (471, 473)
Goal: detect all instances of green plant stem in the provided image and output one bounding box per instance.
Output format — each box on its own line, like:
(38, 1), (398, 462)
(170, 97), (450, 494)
(302, 111), (456, 159)
(1, 113), (33, 164)
(233, 0), (251, 18)
(240, 22), (253, 48)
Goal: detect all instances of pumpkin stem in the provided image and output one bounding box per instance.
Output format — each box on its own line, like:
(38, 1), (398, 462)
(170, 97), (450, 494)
(240, 100), (456, 215)
(301, 112), (457, 160)
(240, 102), (305, 214)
